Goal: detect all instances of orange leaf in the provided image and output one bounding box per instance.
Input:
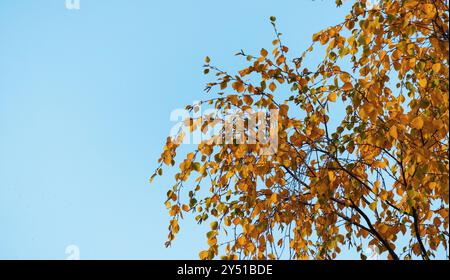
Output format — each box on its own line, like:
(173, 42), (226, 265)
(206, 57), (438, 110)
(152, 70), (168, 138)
(327, 92), (337, 102)
(342, 82), (353, 91)
(269, 82), (277, 92)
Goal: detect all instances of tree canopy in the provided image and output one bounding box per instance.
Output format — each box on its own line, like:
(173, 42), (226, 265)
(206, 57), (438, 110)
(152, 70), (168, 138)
(151, 0), (449, 260)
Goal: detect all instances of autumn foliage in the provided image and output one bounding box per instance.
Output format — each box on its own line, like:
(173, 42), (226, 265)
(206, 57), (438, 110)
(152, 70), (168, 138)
(151, 0), (449, 260)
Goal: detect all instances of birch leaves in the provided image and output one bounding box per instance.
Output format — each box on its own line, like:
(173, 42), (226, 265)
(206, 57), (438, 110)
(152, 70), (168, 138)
(152, 0), (449, 260)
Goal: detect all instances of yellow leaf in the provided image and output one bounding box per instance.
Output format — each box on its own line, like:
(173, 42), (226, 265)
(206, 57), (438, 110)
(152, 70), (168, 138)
(328, 27), (337, 37)
(328, 171), (336, 183)
(358, 107), (368, 120)
(165, 201), (171, 209)
(379, 224), (389, 234)
(421, 3), (436, 19)
(389, 125), (398, 139)
(276, 55), (286, 65)
(237, 236), (246, 246)
(312, 33), (320, 42)
(373, 180), (380, 194)
(199, 250), (209, 260)
(327, 92), (337, 102)
(170, 219), (178, 228)
(270, 193), (278, 204)
(418, 78), (427, 88)
(235, 144), (247, 158)
(432, 63), (441, 73)
(374, 160), (387, 168)
(320, 33), (329, 45)
(163, 153), (172, 165)
(340, 73), (350, 83)
(238, 182), (248, 192)
(208, 237), (217, 246)
(411, 116), (424, 129)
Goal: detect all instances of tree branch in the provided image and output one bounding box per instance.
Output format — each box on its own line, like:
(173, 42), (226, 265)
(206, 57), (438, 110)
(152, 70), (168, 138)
(412, 207), (429, 260)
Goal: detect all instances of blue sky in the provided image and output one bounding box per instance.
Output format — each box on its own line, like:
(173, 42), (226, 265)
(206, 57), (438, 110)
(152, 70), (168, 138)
(0, 0), (367, 259)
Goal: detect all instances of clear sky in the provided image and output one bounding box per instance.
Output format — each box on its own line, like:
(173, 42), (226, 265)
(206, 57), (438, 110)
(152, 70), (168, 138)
(0, 0), (374, 259)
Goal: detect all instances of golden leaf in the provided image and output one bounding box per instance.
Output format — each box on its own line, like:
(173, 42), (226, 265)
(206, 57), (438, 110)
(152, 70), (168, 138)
(389, 125), (398, 139)
(199, 250), (209, 260)
(411, 116), (424, 129)
(327, 92), (337, 102)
